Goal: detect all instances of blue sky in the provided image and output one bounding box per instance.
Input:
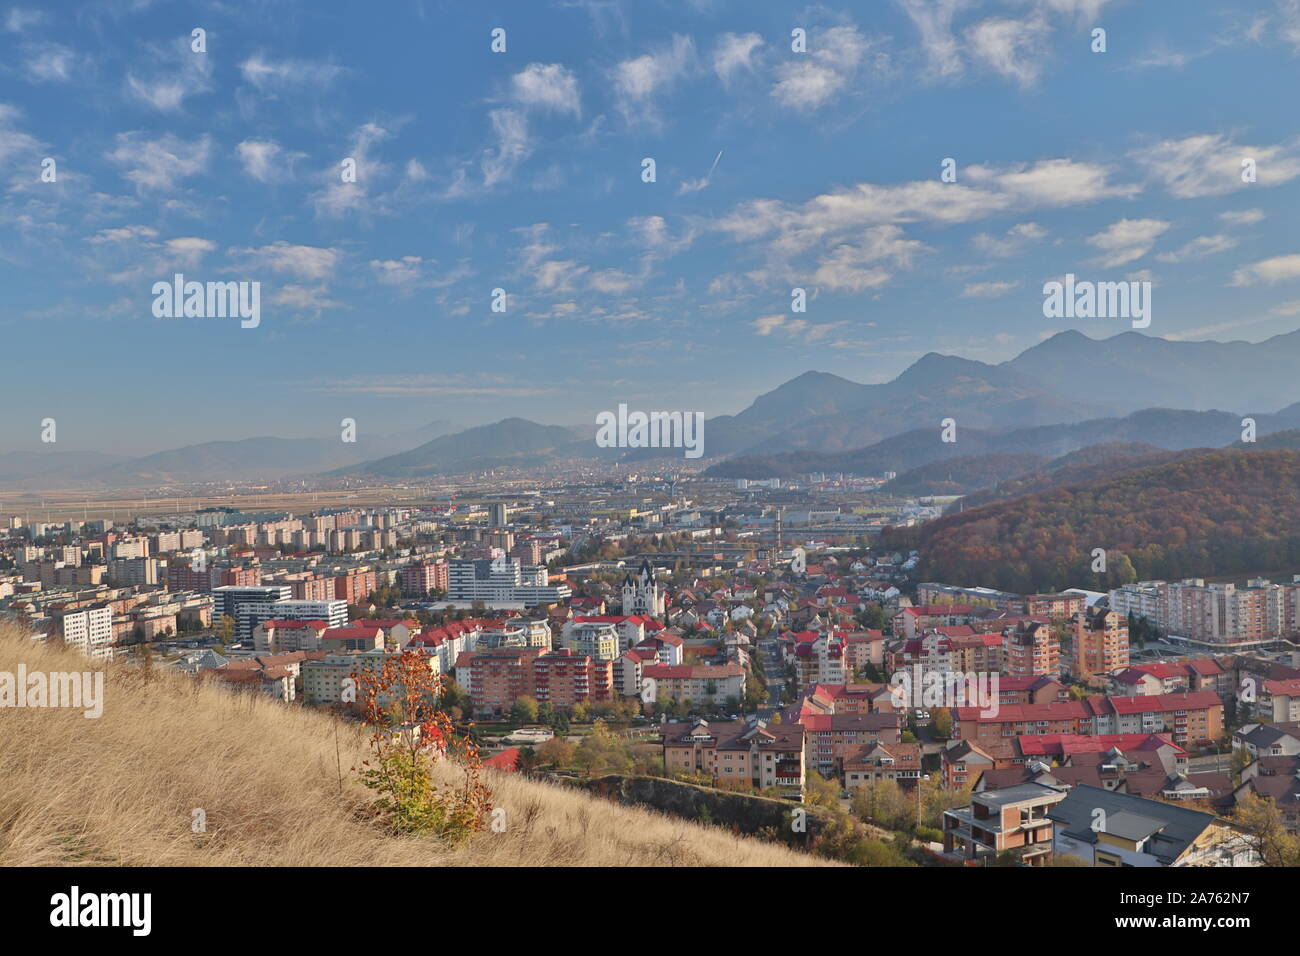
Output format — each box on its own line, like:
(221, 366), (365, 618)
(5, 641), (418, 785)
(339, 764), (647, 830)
(2, 0), (1299, 454)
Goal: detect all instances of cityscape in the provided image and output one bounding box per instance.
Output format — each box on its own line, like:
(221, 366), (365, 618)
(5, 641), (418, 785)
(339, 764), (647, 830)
(1, 0), (1296, 929)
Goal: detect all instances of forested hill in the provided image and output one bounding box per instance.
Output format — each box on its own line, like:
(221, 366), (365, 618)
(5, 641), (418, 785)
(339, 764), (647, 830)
(910, 449), (1300, 593)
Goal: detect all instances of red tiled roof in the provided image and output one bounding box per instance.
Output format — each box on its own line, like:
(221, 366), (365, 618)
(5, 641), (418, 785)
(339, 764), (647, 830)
(1095, 691), (1222, 716)
(484, 747), (522, 772)
(1016, 732), (1185, 757)
(954, 700), (1092, 722)
(643, 664), (745, 679)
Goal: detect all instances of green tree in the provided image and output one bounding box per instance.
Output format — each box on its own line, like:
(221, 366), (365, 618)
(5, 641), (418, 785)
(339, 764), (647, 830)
(510, 695), (539, 725)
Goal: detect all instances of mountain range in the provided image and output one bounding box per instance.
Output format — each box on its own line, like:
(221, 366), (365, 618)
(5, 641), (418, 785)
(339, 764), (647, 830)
(0, 421), (458, 487)
(9, 327), (1300, 486)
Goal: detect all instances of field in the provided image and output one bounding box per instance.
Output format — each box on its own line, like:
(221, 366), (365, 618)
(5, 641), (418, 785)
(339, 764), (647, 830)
(0, 624), (837, 867)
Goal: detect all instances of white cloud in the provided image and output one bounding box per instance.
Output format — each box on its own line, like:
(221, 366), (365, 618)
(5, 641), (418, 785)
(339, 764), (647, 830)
(1232, 254), (1300, 286)
(370, 256), (426, 286)
(271, 284), (341, 316)
(811, 225), (927, 291)
(511, 63), (581, 116)
(971, 221), (1046, 256)
(1219, 208), (1265, 227)
(900, 0), (967, 79)
(239, 54), (345, 92)
(771, 25), (875, 110)
(0, 103), (44, 164)
(1087, 218), (1170, 267)
(713, 32), (764, 85)
(1132, 133), (1300, 198)
(232, 241), (342, 281)
(965, 16), (1051, 87)
(1155, 234), (1238, 263)
(311, 123), (390, 217)
(752, 313), (845, 342)
(964, 158), (1135, 206)
(962, 280), (1018, 297)
(677, 149), (723, 195)
(5, 8), (46, 33)
(612, 34), (695, 126)
(1278, 0), (1300, 51)
(23, 43), (79, 82)
(85, 225), (159, 244)
(104, 132), (210, 191)
(369, 256), (471, 290)
(125, 37), (213, 112)
(717, 159), (1134, 267)
(481, 109), (532, 188)
(159, 237), (216, 269)
(236, 140), (299, 183)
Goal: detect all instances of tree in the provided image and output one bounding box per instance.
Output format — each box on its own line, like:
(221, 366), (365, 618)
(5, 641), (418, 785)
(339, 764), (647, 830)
(510, 696), (539, 725)
(931, 707), (952, 739)
(536, 736), (575, 769)
(804, 771), (840, 810)
(850, 779), (911, 831)
(1233, 790), (1300, 866)
(353, 650), (492, 841)
(847, 837), (915, 867)
(537, 700), (557, 727)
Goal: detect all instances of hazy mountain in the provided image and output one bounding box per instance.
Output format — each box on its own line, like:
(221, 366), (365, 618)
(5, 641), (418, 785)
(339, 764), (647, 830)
(0, 450), (128, 484)
(343, 418), (583, 477)
(698, 353), (1114, 458)
(706, 406), (1295, 480)
(880, 452), (1050, 496)
(18, 326), (1300, 487)
(97, 436), (389, 483)
(1004, 328), (1300, 412)
(704, 328), (1300, 461)
(0, 420), (460, 487)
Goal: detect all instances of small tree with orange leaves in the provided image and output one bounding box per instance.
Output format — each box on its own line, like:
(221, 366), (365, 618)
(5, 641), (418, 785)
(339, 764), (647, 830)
(352, 650), (492, 841)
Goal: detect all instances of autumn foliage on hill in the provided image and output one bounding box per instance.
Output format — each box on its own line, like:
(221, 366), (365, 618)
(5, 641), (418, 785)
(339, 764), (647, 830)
(912, 449), (1300, 593)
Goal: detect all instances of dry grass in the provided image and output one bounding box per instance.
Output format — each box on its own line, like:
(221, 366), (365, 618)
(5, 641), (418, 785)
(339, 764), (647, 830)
(0, 625), (837, 867)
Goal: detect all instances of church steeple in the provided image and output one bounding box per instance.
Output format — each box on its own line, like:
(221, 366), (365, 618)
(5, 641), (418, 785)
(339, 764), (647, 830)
(623, 557), (665, 618)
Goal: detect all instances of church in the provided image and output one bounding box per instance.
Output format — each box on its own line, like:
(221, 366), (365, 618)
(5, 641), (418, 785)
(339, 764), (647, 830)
(621, 558), (665, 618)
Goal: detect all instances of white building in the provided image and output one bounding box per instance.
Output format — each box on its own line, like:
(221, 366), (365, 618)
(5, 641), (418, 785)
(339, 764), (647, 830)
(621, 559), (665, 618)
(447, 557), (571, 606)
(59, 606), (114, 662)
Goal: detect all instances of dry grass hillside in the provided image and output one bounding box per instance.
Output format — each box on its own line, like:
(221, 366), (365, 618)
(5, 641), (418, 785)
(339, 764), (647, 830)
(0, 625), (837, 867)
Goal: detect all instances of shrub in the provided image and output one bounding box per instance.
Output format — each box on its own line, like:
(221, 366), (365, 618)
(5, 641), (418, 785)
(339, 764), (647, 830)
(354, 651), (493, 842)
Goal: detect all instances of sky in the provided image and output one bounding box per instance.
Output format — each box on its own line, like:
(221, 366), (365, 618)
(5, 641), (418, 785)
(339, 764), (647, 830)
(2, 0), (1299, 455)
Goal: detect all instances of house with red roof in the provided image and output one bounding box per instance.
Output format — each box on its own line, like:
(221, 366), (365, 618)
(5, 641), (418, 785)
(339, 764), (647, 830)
(1261, 678), (1300, 723)
(1088, 692), (1224, 748)
(320, 624), (385, 653)
(954, 700), (1094, 743)
(893, 604), (976, 641)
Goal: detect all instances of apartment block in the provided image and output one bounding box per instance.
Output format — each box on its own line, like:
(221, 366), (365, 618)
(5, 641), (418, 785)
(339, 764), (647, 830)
(943, 782), (1068, 865)
(660, 718), (806, 799)
(1071, 607), (1129, 682)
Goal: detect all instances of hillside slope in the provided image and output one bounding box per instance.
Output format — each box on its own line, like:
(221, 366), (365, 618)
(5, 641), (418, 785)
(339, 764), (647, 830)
(912, 449), (1300, 593)
(0, 626), (833, 867)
